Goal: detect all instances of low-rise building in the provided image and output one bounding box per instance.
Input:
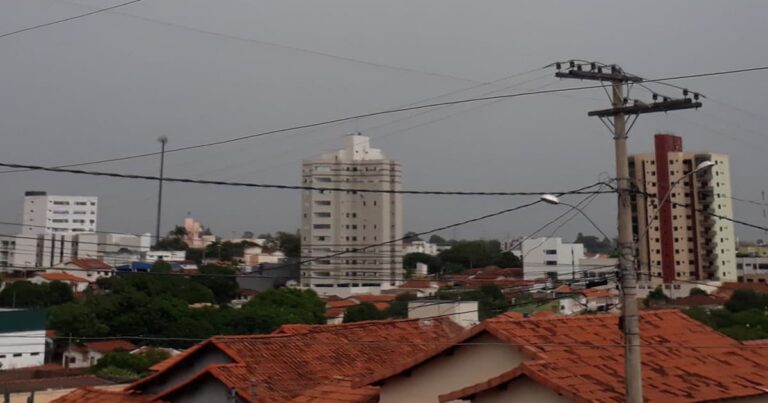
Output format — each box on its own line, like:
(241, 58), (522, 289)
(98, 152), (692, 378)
(402, 241), (439, 256)
(408, 300), (479, 328)
(0, 309), (46, 370)
(47, 259), (114, 282)
(144, 250), (186, 263)
(521, 237), (585, 280)
(29, 272), (90, 293)
(736, 256), (768, 284)
(553, 285), (620, 315)
(62, 340), (137, 369)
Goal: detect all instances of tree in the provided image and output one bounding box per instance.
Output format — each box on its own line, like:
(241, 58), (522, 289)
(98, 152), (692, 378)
(428, 234), (447, 244)
(241, 288), (326, 331)
(644, 286), (669, 308)
(493, 251), (521, 268)
(152, 260), (172, 273)
(275, 231), (300, 258)
(343, 302), (385, 323)
(689, 287), (708, 296)
(385, 293), (417, 318)
(94, 348), (171, 379)
(725, 290), (768, 313)
(438, 240), (505, 271)
(403, 253), (441, 275)
(403, 231), (422, 243)
(48, 302), (109, 337)
(0, 281), (72, 308)
(242, 231), (255, 239)
(193, 265), (239, 304)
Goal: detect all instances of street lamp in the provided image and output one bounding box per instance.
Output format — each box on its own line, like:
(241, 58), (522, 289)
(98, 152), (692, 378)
(539, 194), (611, 242)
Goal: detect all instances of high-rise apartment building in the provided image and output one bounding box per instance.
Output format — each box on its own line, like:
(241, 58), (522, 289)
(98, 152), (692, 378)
(629, 134), (736, 286)
(12, 191), (98, 269)
(300, 134), (403, 296)
(21, 191), (98, 235)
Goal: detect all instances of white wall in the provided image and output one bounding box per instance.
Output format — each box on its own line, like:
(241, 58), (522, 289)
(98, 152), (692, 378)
(522, 238), (585, 280)
(0, 330), (45, 370)
(408, 301), (479, 328)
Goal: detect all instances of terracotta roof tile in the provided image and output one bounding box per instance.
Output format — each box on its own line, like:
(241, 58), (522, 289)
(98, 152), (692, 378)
(66, 259), (113, 271)
(290, 378), (379, 403)
(347, 294), (396, 304)
(37, 272), (90, 282)
(446, 310), (768, 402)
(135, 318), (465, 402)
(83, 340), (138, 353)
(51, 387), (152, 403)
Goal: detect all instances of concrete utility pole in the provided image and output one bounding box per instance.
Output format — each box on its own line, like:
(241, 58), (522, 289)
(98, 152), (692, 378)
(155, 136), (168, 246)
(553, 60), (701, 403)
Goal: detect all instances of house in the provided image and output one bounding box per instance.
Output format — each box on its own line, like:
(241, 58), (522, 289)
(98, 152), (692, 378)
(408, 300), (479, 328)
(352, 310), (768, 402)
(62, 340), (138, 368)
(243, 246), (285, 266)
(0, 309), (46, 370)
(324, 294), (396, 324)
(48, 259), (114, 282)
(384, 279), (444, 297)
(554, 285), (620, 315)
(29, 272), (90, 293)
(97, 318), (464, 402)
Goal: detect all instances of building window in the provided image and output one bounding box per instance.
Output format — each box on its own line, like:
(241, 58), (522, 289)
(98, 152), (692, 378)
(544, 250), (557, 255)
(545, 261), (557, 266)
(314, 212), (331, 218)
(313, 224), (331, 229)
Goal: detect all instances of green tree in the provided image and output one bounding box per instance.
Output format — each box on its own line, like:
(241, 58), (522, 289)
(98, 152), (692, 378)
(0, 281), (59, 308)
(725, 290), (768, 313)
(493, 251), (521, 268)
(644, 286), (669, 308)
(403, 231), (422, 243)
(689, 287), (708, 296)
(48, 302), (109, 337)
(438, 240), (509, 271)
(343, 302), (385, 323)
(275, 231), (300, 258)
(403, 253), (442, 275)
(151, 260), (172, 273)
(47, 281), (75, 305)
(94, 348), (170, 378)
(385, 293), (417, 318)
(242, 231), (255, 239)
(428, 234), (447, 244)
(242, 287), (325, 327)
(193, 265), (239, 304)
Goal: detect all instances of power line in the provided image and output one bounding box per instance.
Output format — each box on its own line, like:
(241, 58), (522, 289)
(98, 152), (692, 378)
(5, 64), (767, 174)
(0, 162), (614, 196)
(0, 0), (146, 40)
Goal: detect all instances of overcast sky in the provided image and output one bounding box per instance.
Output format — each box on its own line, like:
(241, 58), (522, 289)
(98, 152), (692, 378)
(1, 0), (767, 242)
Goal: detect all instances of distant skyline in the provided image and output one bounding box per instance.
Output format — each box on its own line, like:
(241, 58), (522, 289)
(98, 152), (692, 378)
(1, 0), (767, 244)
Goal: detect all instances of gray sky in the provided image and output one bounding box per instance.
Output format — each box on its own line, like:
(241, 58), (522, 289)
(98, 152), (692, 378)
(1, 0), (767, 242)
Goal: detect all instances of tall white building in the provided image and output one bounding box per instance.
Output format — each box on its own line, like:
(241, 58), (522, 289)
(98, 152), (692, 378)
(21, 191), (97, 235)
(12, 191), (98, 269)
(300, 134), (403, 296)
(521, 237), (585, 280)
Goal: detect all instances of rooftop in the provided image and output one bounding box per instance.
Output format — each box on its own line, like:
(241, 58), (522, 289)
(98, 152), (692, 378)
(447, 310), (768, 402)
(83, 340), (138, 354)
(36, 272), (90, 283)
(65, 259), (113, 271)
(51, 387), (151, 403)
(135, 317), (465, 401)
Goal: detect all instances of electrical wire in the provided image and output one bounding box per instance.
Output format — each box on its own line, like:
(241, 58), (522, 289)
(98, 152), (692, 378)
(0, 162), (614, 196)
(0, 0), (146, 40)
(4, 64), (767, 174)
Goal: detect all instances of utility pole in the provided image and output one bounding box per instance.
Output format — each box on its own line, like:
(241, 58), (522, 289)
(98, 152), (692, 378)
(553, 60), (701, 403)
(155, 136), (168, 247)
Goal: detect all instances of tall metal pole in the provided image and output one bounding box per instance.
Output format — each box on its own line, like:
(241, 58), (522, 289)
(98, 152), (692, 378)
(611, 81), (643, 403)
(155, 136), (168, 246)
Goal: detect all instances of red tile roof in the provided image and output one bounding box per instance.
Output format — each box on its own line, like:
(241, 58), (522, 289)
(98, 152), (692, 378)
(0, 376), (113, 394)
(290, 378), (379, 402)
(37, 272), (90, 283)
(670, 294), (726, 307)
(83, 340), (138, 354)
(348, 294), (396, 304)
(67, 259), (113, 271)
(51, 387), (152, 403)
(134, 318), (465, 402)
(441, 310), (768, 402)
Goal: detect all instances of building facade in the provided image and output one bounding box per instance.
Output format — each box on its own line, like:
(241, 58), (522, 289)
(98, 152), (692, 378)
(12, 191), (98, 269)
(300, 134), (403, 296)
(629, 134), (737, 286)
(0, 309), (46, 370)
(736, 256), (768, 284)
(521, 237), (585, 280)
(0, 236), (14, 269)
